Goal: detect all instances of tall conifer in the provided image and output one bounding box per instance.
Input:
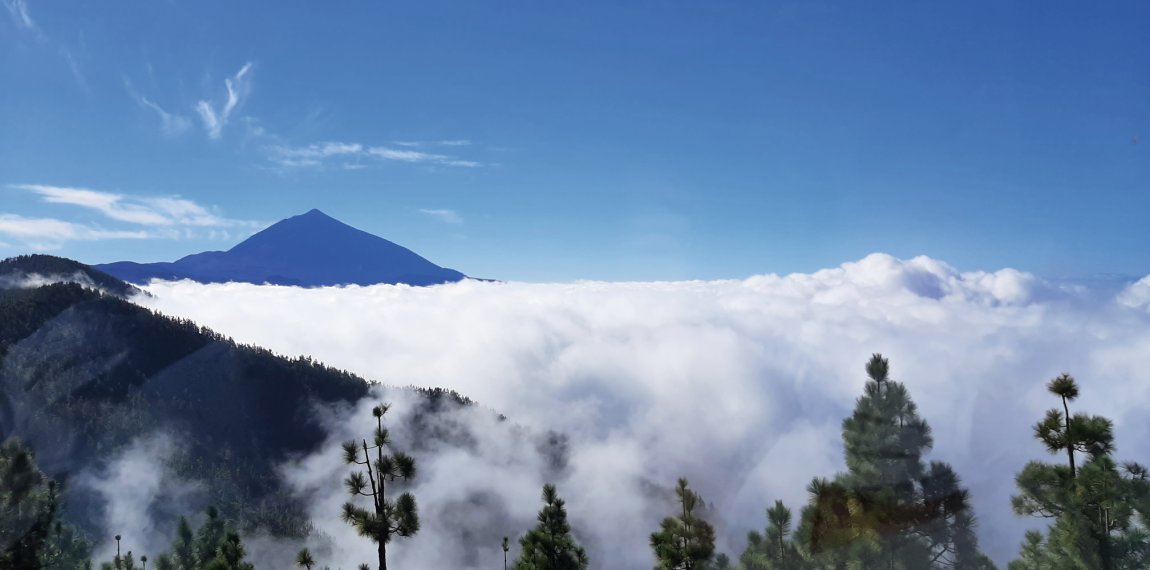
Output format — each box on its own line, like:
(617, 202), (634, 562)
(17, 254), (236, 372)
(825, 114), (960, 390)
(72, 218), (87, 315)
(341, 403), (420, 570)
(1010, 374), (1150, 569)
(796, 354), (990, 569)
(513, 484), (588, 570)
(651, 478), (716, 570)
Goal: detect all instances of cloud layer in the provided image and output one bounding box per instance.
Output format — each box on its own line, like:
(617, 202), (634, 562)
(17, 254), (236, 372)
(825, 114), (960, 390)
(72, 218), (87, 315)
(133, 254), (1150, 567)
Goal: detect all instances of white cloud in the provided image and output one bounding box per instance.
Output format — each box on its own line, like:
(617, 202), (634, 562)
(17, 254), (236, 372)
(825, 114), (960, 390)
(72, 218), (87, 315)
(0, 213), (150, 241)
(419, 208), (463, 225)
(13, 184), (258, 228)
(392, 140), (472, 148)
(139, 96), (192, 136)
(196, 62), (253, 139)
(1118, 275), (1150, 311)
(272, 141), (363, 161)
(269, 140), (482, 169)
(365, 146), (481, 168)
(3, 0), (36, 32)
(77, 435), (204, 564)
(134, 254), (1150, 567)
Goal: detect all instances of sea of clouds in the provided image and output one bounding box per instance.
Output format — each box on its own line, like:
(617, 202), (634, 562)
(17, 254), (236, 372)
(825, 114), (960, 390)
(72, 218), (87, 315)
(93, 253), (1150, 568)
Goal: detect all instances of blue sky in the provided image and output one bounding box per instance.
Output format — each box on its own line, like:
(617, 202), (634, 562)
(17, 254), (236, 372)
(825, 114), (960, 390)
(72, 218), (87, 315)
(1, 1), (1146, 282)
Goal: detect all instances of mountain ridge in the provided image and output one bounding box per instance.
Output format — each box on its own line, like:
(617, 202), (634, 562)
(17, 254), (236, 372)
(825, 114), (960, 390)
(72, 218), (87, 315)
(0, 262), (488, 540)
(95, 209), (468, 287)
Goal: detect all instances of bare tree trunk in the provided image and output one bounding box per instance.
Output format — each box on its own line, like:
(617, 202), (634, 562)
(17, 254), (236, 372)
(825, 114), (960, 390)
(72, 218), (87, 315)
(1062, 395), (1076, 478)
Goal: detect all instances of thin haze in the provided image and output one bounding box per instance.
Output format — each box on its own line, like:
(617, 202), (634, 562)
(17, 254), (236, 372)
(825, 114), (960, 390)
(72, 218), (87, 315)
(125, 254), (1150, 567)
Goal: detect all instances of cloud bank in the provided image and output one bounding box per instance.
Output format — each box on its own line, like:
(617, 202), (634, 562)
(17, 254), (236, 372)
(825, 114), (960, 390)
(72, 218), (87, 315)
(133, 254), (1150, 567)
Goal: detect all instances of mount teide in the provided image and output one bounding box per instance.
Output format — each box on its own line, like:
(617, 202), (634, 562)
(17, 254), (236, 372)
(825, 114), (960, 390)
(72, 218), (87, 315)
(95, 209), (468, 286)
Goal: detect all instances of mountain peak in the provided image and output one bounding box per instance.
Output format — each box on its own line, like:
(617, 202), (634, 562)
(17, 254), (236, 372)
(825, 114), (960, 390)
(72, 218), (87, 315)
(270, 208), (345, 233)
(94, 210), (468, 287)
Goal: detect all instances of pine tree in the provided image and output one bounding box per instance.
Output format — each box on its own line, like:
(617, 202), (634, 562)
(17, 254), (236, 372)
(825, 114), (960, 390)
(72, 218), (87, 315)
(651, 478), (716, 570)
(503, 536), (510, 570)
(738, 500), (806, 570)
(171, 517), (196, 570)
(194, 507), (227, 565)
(296, 547), (316, 570)
(795, 354), (990, 569)
(341, 402), (420, 570)
(145, 508), (255, 570)
(100, 535), (139, 570)
(201, 531), (254, 570)
(1005, 531), (1049, 570)
(0, 437), (92, 569)
(1010, 374), (1150, 569)
(513, 484), (588, 570)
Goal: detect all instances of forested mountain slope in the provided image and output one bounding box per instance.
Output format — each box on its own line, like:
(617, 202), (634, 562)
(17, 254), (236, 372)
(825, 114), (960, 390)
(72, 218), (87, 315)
(0, 267), (475, 538)
(0, 254), (141, 298)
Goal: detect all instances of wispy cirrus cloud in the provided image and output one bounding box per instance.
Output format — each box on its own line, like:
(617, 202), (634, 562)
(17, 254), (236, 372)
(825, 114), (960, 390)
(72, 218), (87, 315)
(419, 208), (463, 224)
(141, 97), (193, 136)
(3, 0), (36, 32)
(13, 184), (258, 228)
(394, 139), (472, 147)
(269, 140), (482, 170)
(0, 214), (151, 242)
(3, 0), (87, 88)
(196, 62), (253, 139)
(125, 79), (193, 137)
(368, 146), (478, 166)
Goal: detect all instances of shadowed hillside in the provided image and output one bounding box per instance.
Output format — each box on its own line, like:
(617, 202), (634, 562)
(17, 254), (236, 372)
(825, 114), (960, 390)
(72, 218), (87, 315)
(0, 255), (142, 298)
(0, 264), (480, 539)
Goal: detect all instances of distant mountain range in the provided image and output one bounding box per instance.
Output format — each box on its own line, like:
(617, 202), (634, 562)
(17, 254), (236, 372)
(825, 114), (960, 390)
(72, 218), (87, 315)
(95, 209), (468, 287)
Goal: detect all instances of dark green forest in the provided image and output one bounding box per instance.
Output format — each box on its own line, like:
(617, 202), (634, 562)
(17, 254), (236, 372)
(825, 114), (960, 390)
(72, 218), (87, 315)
(1, 256), (1148, 569)
(0, 256), (141, 299)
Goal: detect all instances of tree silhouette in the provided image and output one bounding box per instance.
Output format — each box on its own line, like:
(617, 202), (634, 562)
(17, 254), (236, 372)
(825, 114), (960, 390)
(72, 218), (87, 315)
(1010, 374), (1150, 569)
(503, 536), (510, 570)
(296, 548), (315, 570)
(341, 403), (420, 570)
